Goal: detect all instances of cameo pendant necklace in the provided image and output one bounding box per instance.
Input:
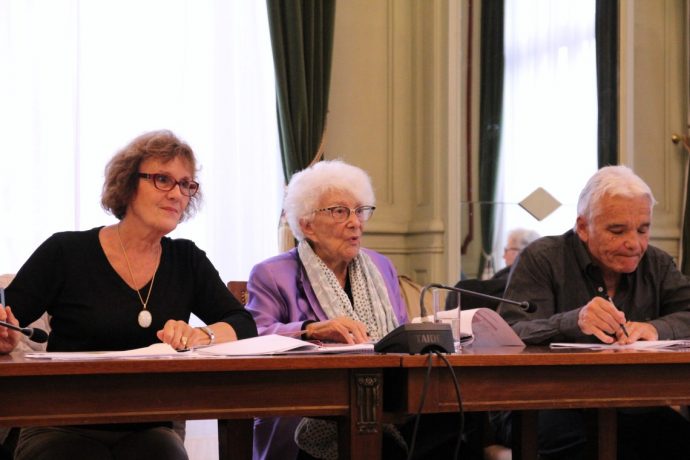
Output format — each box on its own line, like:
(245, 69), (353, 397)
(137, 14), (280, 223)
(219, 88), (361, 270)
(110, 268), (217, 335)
(117, 224), (160, 328)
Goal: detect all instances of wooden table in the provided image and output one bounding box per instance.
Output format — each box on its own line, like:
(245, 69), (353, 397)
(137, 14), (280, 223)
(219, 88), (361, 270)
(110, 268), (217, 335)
(0, 353), (400, 460)
(385, 347), (690, 460)
(5, 347), (690, 459)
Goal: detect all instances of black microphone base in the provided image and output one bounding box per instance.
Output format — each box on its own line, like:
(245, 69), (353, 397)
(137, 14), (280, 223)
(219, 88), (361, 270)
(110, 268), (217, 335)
(374, 323), (455, 354)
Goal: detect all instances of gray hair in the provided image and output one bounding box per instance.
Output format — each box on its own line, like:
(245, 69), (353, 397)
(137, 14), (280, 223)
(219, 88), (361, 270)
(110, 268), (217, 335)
(284, 160), (376, 241)
(507, 228), (540, 251)
(576, 165), (656, 223)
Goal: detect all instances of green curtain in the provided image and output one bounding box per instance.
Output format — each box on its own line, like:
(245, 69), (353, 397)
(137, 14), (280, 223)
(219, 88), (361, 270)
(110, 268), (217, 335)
(477, 0), (505, 275)
(266, 0), (336, 183)
(682, 2), (690, 275)
(682, 151), (690, 274)
(595, 0), (619, 167)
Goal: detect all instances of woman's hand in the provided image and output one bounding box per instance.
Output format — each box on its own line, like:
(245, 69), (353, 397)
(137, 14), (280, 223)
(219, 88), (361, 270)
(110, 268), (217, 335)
(0, 306), (21, 354)
(157, 321), (238, 349)
(305, 317), (369, 344)
(157, 319), (197, 350)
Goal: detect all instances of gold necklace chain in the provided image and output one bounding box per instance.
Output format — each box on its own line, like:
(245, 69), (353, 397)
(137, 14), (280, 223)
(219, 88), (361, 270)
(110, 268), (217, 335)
(116, 224), (160, 311)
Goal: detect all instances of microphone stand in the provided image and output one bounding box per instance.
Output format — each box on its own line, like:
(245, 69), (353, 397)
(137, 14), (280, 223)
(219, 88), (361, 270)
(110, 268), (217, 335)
(421, 283), (535, 315)
(0, 319), (49, 343)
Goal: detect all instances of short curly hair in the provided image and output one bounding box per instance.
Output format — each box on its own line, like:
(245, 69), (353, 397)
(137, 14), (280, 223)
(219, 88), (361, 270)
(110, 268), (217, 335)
(101, 130), (201, 221)
(283, 160), (376, 241)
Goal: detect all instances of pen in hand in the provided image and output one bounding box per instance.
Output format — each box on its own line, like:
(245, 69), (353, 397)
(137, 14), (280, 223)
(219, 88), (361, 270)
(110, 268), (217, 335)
(608, 296), (629, 338)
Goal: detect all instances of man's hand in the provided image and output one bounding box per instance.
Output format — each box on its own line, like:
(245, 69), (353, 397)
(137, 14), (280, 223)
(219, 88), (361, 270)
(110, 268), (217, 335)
(578, 297), (628, 343)
(614, 321), (658, 344)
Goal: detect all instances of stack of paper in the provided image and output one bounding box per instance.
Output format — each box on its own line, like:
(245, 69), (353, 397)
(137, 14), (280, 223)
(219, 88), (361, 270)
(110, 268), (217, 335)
(22, 335), (374, 360)
(198, 334), (374, 356)
(25, 343), (186, 360)
(550, 340), (690, 351)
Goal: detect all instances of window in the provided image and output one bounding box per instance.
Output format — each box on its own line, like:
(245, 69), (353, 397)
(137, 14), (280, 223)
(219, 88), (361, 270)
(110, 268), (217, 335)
(492, 0), (598, 269)
(0, 0), (283, 281)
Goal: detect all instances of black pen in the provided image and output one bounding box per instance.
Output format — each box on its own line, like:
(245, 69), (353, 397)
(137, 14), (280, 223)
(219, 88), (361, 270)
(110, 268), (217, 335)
(608, 296), (629, 338)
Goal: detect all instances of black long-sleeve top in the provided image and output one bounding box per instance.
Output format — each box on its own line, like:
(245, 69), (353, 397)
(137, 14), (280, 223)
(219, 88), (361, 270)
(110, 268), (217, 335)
(6, 227), (257, 351)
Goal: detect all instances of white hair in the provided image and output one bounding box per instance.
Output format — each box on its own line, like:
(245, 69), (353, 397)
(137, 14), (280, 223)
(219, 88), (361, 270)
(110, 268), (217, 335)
(577, 165), (656, 224)
(507, 228), (540, 251)
(283, 160), (376, 241)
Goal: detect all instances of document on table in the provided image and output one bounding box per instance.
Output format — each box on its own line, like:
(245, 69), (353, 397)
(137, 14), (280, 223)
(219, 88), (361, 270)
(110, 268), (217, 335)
(197, 334), (374, 356)
(550, 340), (690, 351)
(23, 335), (375, 360)
(24, 343), (189, 360)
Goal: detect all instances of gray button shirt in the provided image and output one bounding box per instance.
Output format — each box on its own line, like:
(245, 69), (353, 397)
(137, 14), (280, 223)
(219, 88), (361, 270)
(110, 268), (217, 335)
(498, 229), (690, 344)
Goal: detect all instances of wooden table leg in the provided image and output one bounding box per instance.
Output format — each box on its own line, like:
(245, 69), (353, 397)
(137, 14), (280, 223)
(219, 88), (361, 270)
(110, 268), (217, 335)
(340, 370), (383, 459)
(597, 408), (617, 460)
(583, 408), (617, 460)
(512, 410), (538, 460)
(218, 419), (253, 460)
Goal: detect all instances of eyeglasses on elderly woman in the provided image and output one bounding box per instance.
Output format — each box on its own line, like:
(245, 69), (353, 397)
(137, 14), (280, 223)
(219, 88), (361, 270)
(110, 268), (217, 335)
(312, 205), (376, 223)
(138, 172), (200, 197)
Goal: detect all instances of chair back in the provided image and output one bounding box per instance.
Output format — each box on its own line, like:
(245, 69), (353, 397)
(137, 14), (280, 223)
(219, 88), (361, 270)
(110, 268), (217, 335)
(398, 275), (447, 320)
(444, 277), (507, 311)
(227, 281), (248, 305)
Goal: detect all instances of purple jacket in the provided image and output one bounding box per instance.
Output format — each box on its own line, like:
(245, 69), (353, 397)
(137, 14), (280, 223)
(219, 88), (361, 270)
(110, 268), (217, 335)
(246, 247), (407, 460)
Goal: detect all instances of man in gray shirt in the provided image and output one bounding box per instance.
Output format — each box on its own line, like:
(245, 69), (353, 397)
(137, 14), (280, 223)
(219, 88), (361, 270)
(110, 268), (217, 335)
(496, 165), (690, 460)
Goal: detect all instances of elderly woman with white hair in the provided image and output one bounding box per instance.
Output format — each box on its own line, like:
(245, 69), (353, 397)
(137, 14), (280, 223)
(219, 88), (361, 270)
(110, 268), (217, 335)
(246, 159), (410, 460)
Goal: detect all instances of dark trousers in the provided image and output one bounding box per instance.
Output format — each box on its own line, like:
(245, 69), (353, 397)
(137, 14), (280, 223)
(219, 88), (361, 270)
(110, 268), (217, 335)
(14, 425), (188, 460)
(297, 412), (485, 460)
(491, 406), (690, 460)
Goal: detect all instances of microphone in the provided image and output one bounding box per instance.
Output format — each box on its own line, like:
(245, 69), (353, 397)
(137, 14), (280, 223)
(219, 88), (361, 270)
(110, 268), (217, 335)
(420, 283), (537, 315)
(0, 319), (49, 343)
(374, 283), (536, 355)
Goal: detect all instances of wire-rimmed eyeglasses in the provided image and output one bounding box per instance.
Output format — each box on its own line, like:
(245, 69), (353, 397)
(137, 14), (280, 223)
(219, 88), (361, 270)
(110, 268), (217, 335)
(313, 205), (376, 222)
(138, 173), (200, 197)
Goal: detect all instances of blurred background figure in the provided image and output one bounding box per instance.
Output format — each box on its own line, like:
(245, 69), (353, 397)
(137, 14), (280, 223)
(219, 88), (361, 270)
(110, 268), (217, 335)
(446, 228), (540, 311)
(497, 228), (541, 279)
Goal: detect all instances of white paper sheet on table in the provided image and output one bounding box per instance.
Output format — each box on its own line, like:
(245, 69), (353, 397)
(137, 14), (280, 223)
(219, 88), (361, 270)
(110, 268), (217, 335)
(23, 336), (374, 360)
(24, 343), (188, 360)
(197, 334), (374, 356)
(550, 340), (690, 351)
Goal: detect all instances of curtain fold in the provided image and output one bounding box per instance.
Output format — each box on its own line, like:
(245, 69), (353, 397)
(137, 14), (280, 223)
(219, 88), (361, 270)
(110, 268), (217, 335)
(595, 0), (619, 167)
(266, 0), (336, 183)
(477, 0), (505, 276)
(680, 0), (690, 275)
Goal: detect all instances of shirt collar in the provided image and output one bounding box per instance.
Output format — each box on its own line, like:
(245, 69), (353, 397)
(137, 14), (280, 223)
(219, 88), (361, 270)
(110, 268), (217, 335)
(569, 229), (633, 293)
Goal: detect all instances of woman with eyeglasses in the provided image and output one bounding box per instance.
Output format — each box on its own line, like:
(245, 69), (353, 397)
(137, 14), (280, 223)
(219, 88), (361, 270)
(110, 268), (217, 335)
(246, 160), (478, 460)
(0, 130), (257, 460)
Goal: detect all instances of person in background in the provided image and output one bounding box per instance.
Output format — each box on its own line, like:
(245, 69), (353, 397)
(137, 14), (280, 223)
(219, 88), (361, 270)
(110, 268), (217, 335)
(496, 227), (540, 279)
(445, 228), (539, 311)
(495, 165), (690, 459)
(246, 160), (479, 460)
(0, 130), (257, 460)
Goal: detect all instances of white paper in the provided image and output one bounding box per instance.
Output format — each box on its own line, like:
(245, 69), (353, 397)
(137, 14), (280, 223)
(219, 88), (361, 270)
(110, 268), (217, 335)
(24, 343), (189, 360)
(411, 307), (524, 347)
(550, 340), (690, 351)
(197, 334), (374, 356)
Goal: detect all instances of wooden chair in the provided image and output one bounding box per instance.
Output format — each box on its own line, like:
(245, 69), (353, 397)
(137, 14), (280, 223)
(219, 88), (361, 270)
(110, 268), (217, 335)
(397, 275), (447, 320)
(227, 281), (248, 305)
